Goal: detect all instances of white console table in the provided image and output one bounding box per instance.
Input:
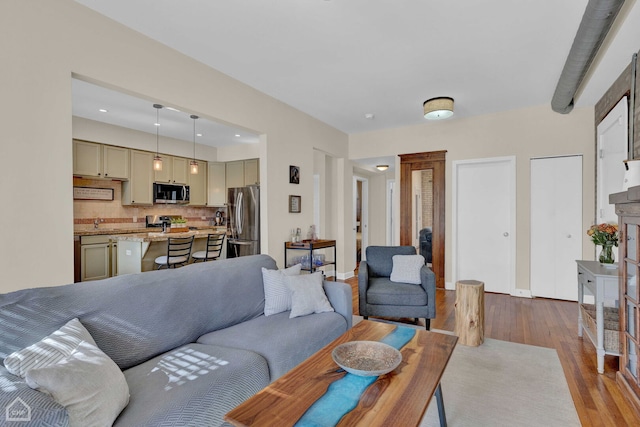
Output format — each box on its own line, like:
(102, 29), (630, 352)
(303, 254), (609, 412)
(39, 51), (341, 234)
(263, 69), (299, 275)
(576, 260), (620, 374)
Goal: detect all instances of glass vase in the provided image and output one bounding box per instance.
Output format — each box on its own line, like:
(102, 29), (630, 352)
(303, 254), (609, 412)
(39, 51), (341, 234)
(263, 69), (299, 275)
(599, 243), (615, 264)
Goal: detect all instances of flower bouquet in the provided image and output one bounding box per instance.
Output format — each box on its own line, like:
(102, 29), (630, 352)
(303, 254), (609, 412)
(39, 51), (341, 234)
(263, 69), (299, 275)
(586, 223), (619, 264)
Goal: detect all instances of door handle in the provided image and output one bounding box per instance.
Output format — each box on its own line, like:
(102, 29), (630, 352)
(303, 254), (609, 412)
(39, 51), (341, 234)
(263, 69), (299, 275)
(503, 232), (509, 237)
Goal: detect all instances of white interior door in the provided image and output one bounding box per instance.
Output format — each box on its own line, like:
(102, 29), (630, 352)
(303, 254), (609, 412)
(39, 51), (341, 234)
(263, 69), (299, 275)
(453, 157), (516, 294)
(530, 156), (583, 301)
(597, 96), (628, 224)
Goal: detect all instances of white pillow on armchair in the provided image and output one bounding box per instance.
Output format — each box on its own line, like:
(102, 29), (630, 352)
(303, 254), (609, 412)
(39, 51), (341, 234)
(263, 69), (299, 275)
(390, 254), (425, 284)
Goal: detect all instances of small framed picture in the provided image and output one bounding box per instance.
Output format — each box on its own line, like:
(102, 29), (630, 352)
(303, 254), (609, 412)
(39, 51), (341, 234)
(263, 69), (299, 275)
(289, 195), (301, 213)
(289, 165), (300, 184)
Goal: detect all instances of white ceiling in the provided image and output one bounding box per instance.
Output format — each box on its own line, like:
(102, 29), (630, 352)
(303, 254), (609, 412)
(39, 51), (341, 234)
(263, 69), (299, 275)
(73, 0), (640, 169)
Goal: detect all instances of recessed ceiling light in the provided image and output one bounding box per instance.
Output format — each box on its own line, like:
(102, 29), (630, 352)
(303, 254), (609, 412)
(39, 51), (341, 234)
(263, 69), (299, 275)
(154, 123), (160, 127)
(235, 134), (241, 137)
(165, 106), (181, 112)
(364, 113), (375, 120)
(197, 133), (203, 137)
(98, 108), (108, 113)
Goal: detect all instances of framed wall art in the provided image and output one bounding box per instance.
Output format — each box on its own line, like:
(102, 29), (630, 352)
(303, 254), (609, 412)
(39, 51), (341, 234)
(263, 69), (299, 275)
(289, 165), (300, 184)
(289, 195), (301, 213)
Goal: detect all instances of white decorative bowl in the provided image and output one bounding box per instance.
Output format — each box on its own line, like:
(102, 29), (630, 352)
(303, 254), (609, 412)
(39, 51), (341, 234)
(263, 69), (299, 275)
(332, 341), (402, 376)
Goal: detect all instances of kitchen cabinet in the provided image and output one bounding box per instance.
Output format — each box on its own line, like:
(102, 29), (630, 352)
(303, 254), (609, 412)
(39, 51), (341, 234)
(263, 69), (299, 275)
(122, 150), (154, 205)
(188, 160), (208, 206)
(155, 155), (188, 184)
(73, 140), (129, 179)
(244, 158), (259, 185)
(226, 158), (260, 189)
(80, 235), (112, 281)
(208, 162), (226, 206)
(226, 160), (245, 188)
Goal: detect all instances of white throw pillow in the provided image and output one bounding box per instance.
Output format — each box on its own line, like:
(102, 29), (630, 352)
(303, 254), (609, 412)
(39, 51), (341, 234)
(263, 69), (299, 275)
(262, 264), (303, 316)
(25, 340), (130, 427)
(4, 318), (97, 378)
(284, 272), (334, 319)
(390, 254), (425, 285)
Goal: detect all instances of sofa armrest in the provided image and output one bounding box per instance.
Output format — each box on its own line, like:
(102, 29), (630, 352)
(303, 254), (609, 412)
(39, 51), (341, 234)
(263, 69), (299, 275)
(420, 265), (436, 318)
(323, 280), (353, 329)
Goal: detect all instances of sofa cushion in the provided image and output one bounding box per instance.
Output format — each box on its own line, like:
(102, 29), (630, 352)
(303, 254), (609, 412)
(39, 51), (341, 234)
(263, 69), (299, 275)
(4, 318), (97, 378)
(262, 263), (302, 316)
(390, 254), (425, 285)
(285, 272), (334, 318)
(367, 277), (427, 306)
(197, 311), (347, 380)
(114, 343), (270, 427)
(25, 340), (130, 427)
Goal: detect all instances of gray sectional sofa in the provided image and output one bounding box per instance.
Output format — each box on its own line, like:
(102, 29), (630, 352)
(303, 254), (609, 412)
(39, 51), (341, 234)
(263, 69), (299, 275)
(0, 254), (352, 426)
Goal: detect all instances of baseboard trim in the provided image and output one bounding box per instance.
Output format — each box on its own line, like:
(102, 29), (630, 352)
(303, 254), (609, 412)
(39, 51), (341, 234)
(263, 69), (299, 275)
(337, 270), (353, 280)
(513, 289), (532, 298)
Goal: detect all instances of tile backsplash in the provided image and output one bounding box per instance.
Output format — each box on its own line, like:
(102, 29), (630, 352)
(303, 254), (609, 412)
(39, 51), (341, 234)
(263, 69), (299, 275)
(73, 177), (225, 230)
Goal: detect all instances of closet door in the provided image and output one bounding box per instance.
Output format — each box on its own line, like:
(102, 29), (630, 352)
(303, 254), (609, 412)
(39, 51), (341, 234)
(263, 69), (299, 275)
(453, 157), (515, 294)
(530, 155), (582, 301)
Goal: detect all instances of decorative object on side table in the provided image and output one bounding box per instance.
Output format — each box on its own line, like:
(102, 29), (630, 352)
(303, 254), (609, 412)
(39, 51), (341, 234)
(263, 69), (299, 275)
(586, 222), (619, 264)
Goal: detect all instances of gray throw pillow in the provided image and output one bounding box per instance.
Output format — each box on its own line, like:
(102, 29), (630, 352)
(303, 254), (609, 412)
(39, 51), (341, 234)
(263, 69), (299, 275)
(390, 254), (425, 284)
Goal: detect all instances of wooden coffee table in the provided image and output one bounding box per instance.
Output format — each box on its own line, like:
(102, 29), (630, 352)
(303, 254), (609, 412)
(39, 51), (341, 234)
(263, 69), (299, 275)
(225, 320), (458, 426)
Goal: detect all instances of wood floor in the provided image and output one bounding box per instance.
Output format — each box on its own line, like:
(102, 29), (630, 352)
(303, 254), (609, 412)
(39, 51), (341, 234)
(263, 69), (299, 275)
(344, 277), (640, 426)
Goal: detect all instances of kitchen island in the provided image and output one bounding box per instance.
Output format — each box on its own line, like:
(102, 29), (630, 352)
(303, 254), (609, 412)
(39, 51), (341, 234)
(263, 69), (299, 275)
(112, 228), (226, 275)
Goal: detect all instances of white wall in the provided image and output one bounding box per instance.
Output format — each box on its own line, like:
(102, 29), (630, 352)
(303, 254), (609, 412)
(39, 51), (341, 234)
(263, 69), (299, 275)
(350, 104), (595, 292)
(0, 0), (348, 293)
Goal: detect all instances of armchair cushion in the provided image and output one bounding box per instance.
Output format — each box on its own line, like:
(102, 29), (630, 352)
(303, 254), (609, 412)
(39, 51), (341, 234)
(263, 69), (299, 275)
(390, 254), (425, 284)
(367, 277), (427, 306)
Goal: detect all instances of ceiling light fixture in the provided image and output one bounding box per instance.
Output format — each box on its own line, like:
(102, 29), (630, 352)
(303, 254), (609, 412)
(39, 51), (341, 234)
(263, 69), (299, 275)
(98, 108), (108, 113)
(423, 97), (454, 120)
(153, 104), (163, 171)
(190, 114), (199, 174)
(376, 165), (389, 171)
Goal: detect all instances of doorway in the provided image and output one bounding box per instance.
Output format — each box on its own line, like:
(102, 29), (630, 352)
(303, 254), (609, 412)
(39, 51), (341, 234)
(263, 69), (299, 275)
(354, 176), (369, 263)
(453, 156), (516, 294)
(399, 151), (446, 288)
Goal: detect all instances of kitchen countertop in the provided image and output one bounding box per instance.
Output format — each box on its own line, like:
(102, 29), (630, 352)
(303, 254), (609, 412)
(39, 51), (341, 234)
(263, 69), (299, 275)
(75, 226), (226, 237)
(110, 228), (226, 242)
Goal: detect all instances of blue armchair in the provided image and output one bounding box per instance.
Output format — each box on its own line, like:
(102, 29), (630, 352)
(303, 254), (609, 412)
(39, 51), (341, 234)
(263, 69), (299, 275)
(358, 246), (436, 330)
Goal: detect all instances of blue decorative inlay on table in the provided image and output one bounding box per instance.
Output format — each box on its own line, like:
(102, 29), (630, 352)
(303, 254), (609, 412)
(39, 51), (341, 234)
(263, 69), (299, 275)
(294, 325), (416, 427)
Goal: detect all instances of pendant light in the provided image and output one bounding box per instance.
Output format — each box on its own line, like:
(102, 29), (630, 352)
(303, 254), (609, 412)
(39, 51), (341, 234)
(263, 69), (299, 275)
(153, 104), (163, 171)
(190, 114), (199, 174)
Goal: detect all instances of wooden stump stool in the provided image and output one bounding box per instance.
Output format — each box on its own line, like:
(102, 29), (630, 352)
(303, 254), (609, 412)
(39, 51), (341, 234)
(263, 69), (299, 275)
(454, 280), (485, 346)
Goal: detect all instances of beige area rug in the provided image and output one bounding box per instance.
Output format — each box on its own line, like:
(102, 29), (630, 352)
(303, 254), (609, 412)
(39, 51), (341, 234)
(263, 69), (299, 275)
(353, 317), (580, 426)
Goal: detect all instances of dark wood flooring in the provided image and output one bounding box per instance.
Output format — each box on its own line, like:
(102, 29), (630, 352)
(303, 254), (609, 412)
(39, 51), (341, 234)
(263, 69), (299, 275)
(344, 277), (640, 426)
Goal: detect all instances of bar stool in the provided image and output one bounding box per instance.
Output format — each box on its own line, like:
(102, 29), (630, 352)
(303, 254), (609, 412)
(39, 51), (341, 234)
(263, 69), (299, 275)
(192, 233), (226, 262)
(154, 236), (195, 269)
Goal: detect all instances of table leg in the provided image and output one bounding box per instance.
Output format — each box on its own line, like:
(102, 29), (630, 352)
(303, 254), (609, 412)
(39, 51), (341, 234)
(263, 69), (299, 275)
(435, 383), (447, 427)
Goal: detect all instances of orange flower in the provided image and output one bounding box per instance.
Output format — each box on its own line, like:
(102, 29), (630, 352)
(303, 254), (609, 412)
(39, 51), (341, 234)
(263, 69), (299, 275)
(587, 223), (619, 246)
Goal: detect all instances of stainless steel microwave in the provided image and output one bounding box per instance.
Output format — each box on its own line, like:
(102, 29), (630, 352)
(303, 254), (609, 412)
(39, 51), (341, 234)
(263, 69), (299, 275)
(153, 183), (190, 204)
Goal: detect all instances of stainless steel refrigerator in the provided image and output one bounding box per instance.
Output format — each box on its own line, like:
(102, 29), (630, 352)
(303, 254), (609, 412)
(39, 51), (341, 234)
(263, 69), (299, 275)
(227, 185), (260, 258)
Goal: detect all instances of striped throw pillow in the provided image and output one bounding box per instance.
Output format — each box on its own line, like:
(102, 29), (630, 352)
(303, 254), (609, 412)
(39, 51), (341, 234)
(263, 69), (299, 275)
(262, 264), (302, 316)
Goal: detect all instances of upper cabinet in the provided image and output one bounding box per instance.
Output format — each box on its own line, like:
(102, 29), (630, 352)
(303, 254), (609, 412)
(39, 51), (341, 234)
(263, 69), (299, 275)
(73, 140), (130, 180)
(122, 150), (154, 205)
(154, 155), (188, 184)
(208, 162), (226, 207)
(226, 159), (260, 188)
(244, 158), (259, 186)
(188, 160), (208, 206)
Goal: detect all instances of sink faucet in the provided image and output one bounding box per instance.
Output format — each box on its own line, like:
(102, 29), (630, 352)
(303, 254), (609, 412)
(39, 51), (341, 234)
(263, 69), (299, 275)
(94, 218), (104, 229)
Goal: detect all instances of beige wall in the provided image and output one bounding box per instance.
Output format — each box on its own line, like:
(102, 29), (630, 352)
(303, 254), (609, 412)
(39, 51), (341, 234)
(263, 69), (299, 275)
(0, 0), (348, 293)
(349, 104), (595, 293)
